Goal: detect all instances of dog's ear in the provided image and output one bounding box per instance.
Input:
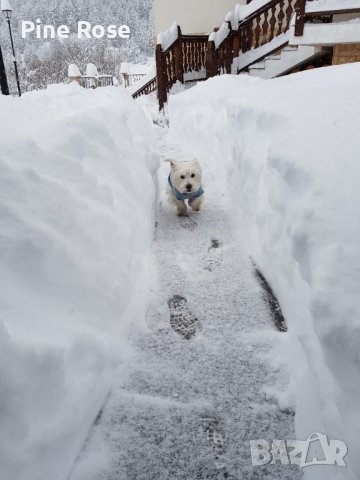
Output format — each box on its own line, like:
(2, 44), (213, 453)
(165, 159), (177, 169)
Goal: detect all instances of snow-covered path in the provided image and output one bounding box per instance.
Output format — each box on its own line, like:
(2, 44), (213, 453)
(70, 132), (301, 480)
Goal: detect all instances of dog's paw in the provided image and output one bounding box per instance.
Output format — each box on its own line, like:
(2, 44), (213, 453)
(167, 295), (200, 340)
(177, 210), (188, 217)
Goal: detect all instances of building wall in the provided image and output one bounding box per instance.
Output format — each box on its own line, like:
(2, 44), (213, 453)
(332, 44), (360, 65)
(153, 0), (246, 35)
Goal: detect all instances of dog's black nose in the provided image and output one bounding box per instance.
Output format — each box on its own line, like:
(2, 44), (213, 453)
(186, 183), (192, 191)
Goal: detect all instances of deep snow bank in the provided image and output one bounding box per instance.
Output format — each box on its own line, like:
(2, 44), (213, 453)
(0, 84), (158, 480)
(168, 65), (360, 479)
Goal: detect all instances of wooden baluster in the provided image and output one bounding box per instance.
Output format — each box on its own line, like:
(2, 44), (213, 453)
(197, 41), (201, 71)
(262, 9), (269, 46)
(254, 14), (261, 48)
(195, 41), (198, 71)
(182, 41), (186, 74)
(170, 51), (175, 87)
(233, 26), (241, 58)
(277, 0), (286, 36)
(195, 41), (197, 71)
(241, 23), (248, 53)
(188, 41), (192, 73)
(227, 35), (233, 73)
(269, 4), (277, 41)
(195, 41), (199, 71)
(172, 50), (176, 85)
(285, 0), (295, 31)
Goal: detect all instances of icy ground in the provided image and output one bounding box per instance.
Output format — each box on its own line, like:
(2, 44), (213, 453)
(70, 132), (301, 480)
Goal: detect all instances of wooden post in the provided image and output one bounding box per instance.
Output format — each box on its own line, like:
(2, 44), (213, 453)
(206, 40), (216, 79)
(233, 26), (241, 59)
(156, 43), (167, 110)
(175, 26), (184, 84)
(294, 0), (306, 37)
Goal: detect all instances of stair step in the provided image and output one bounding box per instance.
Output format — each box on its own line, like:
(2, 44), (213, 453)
(248, 60), (266, 70)
(249, 45), (323, 79)
(282, 45), (298, 52)
(266, 54), (281, 60)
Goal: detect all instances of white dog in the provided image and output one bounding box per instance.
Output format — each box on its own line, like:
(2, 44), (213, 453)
(166, 159), (204, 216)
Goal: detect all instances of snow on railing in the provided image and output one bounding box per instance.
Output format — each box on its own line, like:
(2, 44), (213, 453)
(226, 0), (277, 26)
(67, 63), (114, 88)
(209, 22), (231, 49)
(157, 21), (179, 51)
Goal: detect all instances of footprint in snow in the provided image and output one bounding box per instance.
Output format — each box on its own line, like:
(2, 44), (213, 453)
(167, 295), (200, 340)
(179, 216), (198, 231)
(203, 238), (223, 272)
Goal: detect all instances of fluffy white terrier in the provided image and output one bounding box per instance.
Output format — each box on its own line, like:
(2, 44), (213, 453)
(166, 159), (204, 216)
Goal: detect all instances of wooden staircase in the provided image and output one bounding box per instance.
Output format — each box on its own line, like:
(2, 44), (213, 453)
(132, 0), (360, 109)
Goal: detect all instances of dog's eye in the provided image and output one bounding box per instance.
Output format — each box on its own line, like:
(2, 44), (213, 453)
(180, 175), (185, 179)
(191, 174), (195, 178)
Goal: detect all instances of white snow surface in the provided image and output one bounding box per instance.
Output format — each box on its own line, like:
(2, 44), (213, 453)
(127, 65), (156, 95)
(225, 1), (271, 29)
(68, 63), (81, 77)
(85, 63), (99, 76)
(157, 21), (178, 51)
(0, 84), (158, 480)
(209, 22), (230, 49)
(306, 0), (360, 13)
(1, 0), (12, 12)
(120, 62), (152, 75)
(168, 64), (360, 479)
(70, 125), (300, 480)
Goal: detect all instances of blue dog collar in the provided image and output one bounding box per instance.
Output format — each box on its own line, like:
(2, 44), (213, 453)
(168, 175), (204, 201)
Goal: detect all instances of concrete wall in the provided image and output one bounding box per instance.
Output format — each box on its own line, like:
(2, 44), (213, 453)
(153, 0), (246, 35)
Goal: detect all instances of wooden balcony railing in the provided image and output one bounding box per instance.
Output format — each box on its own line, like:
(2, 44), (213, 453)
(149, 0), (360, 109)
(156, 27), (209, 110)
(132, 77), (157, 99)
(237, 0), (301, 55)
(206, 23), (234, 78)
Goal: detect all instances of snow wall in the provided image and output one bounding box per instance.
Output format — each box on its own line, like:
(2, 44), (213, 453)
(0, 84), (159, 480)
(168, 64), (360, 480)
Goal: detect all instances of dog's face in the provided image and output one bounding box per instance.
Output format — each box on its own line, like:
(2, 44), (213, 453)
(168, 159), (202, 195)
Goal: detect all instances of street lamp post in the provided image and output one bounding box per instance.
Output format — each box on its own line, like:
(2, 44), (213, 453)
(0, 43), (9, 95)
(1, 0), (21, 96)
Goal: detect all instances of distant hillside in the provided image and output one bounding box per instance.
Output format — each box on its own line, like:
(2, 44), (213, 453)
(0, 0), (154, 92)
